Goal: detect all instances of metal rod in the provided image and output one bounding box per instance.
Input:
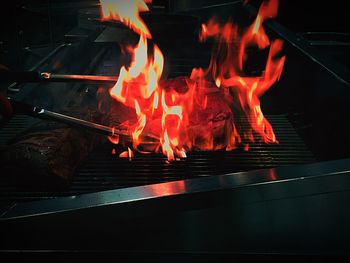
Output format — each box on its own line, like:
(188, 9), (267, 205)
(38, 109), (159, 142)
(7, 43), (71, 92)
(40, 72), (119, 83)
(35, 108), (123, 136)
(1, 71), (118, 84)
(7, 98), (159, 142)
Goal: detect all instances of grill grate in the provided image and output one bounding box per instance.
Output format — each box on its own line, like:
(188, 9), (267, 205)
(0, 115), (38, 146)
(0, 114), (315, 204)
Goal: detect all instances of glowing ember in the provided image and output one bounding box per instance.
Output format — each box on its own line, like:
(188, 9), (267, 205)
(99, 0), (286, 161)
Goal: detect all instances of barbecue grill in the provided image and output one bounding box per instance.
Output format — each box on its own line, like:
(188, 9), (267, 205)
(1, 0), (350, 257)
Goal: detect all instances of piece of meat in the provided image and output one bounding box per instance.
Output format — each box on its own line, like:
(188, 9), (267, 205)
(107, 76), (235, 153)
(0, 109), (105, 190)
(186, 79), (234, 150)
(97, 87), (137, 132)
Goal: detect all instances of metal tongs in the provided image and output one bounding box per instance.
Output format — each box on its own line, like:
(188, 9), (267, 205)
(0, 96), (158, 143)
(0, 71), (119, 84)
(0, 70), (157, 142)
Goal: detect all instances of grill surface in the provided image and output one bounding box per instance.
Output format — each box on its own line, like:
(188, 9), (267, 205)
(0, 114), (315, 204)
(0, 14), (315, 205)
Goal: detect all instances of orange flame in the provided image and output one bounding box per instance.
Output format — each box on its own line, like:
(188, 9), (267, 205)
(100, 0), (286, 161)
(196, 0), (285, 146)
(238, 0), (279, 69)
(100, 0), (152, 38)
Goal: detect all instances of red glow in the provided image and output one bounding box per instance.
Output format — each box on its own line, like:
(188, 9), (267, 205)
(268, 169), (277, 180)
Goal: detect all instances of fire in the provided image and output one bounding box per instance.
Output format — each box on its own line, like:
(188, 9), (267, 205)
(99, 0), (286, 161)
(239, 0), (280, 69)
(100, 0), (152, 37)
(197, 0), (285, 146)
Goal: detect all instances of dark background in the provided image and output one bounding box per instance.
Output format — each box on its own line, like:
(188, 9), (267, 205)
(254, 0), (349, 33)
(0, 0), (349, 71)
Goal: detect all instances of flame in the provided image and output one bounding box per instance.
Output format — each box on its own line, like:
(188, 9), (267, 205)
(100, 0), (152, 38)
(238, 0), (279, 70)
(132, 99), (147, 144)
(196, 0), (285, 146)
(119, 147), (134, 160)
(100, 0), (286, 161)
(108, 134), (119, 144)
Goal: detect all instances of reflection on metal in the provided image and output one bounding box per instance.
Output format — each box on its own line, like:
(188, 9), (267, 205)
(148, 181), (186, 196)
(1, 158), (349, 220)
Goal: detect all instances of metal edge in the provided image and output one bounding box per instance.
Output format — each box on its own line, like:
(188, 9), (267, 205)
(1, 158), (350, 220)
